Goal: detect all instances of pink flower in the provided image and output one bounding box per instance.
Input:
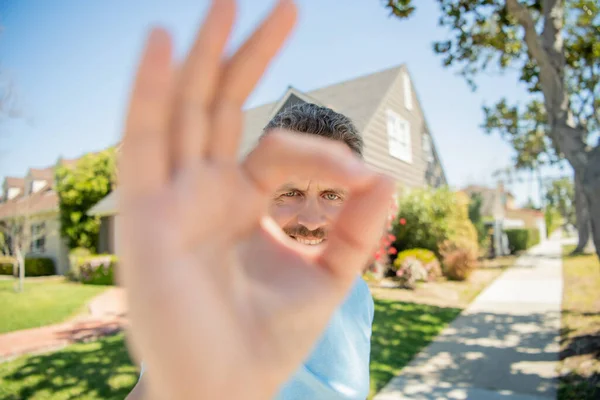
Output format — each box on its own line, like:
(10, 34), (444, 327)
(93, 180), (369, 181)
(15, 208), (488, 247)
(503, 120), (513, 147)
(399, 218), (407, 226)
(388, 247), (397, 255)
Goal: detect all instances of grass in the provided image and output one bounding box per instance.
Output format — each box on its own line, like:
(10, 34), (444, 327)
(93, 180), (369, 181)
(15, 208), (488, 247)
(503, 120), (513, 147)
(0, 333), (137, 400)
(559, 246), (600, 400)
(0, 299), (461, 400)
(368, 299), (461, 398)
(0, 277), (107, 334)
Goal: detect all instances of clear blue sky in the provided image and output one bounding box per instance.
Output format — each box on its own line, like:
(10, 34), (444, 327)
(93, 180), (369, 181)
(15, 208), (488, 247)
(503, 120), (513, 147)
(0, 0), (569, 205)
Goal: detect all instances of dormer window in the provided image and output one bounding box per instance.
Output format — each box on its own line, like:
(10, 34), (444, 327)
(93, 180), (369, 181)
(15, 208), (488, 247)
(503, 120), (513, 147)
(32, 180), (47, 193)
(7, 187), (21, 200)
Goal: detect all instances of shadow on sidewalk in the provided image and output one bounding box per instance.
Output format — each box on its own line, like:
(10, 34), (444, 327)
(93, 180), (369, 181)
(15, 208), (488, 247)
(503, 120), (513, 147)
(378, 310), (563, 398)
(0, 333), (136, 400)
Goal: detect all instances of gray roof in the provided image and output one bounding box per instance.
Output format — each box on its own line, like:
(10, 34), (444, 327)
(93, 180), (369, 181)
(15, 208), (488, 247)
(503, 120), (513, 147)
(239, 65), (403, 156)
(88, 189), (118, 216)
(90, 65), (404, 216)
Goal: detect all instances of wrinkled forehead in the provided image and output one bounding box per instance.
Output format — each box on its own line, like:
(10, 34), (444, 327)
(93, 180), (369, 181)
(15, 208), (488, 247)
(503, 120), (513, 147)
(274, 178), (349, 194)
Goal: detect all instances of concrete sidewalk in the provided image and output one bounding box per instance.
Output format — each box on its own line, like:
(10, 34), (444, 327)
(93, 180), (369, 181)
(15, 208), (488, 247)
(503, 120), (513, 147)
(0, 288), (127, 362)
(375, 236), (565, 400)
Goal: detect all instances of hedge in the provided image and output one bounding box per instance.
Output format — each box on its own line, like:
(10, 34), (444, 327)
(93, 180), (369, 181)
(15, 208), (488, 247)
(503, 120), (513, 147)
(0, 257), (55, 276)
(71, 255), (118, 285)
(504, 229), (541, 254)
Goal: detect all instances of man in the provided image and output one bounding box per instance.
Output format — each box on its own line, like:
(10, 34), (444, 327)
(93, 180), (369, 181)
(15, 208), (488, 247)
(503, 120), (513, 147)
(119, 1), (393, 399)
(129, 103), (374, 399)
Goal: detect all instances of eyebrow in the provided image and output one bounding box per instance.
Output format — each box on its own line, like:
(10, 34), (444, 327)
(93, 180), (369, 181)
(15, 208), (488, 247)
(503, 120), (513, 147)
(275, 183), (301, 193)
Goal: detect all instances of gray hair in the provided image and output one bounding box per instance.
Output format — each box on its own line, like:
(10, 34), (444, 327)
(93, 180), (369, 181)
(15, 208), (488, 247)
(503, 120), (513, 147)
(262, 103), (363, 157)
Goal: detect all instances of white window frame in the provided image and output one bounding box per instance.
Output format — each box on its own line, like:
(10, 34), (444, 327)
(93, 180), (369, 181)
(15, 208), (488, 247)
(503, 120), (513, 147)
(386, 110), (412, 164)
(403, 72), (413, 110)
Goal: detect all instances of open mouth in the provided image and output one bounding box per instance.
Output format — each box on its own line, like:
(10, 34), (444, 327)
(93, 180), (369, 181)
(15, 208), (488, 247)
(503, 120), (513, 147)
(290, 236), (325, 246)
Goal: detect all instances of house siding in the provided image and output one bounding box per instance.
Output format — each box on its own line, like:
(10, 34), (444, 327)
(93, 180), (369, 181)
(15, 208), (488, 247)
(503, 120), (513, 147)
(26, 214), (70, 275)
(361, 67), (431, 190)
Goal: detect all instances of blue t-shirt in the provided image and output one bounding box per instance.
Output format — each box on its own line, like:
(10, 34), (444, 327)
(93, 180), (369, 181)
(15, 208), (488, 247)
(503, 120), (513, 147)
(139, 278), (374, 399)
(273, 277), (374, 399)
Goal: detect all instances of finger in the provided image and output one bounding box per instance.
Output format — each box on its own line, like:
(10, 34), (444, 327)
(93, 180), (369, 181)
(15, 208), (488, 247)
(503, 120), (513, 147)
(208, 0), (297, 160)
(317, 176), (394, 288)
(121, 28), (174, 198)
(242, 130), (369, 195)
(172, 0), (236, 167)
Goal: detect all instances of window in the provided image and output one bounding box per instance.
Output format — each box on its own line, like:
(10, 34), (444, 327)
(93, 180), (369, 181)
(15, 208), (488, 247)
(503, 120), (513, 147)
(386, 110), (412, 163)
(403, 72), (413, 110)
(422, 133), (434, 163)
(7, 187), (20, 200)
(32, 180), (47, 193)
(30, 222), (46, 253)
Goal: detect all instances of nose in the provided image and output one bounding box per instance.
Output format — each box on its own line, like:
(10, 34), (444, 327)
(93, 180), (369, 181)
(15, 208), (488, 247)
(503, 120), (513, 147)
(297, 198), (327, 232)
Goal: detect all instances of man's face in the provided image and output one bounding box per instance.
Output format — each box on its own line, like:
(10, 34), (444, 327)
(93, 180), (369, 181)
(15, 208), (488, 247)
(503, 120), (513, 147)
(269, 178), (348, 246)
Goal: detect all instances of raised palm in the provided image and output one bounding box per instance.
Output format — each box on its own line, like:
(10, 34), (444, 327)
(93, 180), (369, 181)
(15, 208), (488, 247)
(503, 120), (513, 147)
(118, 1), (394, 399)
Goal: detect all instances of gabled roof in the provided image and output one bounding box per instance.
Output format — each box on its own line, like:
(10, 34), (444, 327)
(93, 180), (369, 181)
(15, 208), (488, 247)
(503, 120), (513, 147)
(239, 65), (403, 155)
(0, 184), (58, 219)
(4, 177), (25, 189)
(29, 167), (54, 181)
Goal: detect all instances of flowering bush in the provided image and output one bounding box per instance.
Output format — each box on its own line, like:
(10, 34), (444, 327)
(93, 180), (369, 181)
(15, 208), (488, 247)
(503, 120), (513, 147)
(393, 248), (442, 282)
(395, 257), (428, 289)
(439, 240), (478, 281)
(393, 188), (478, 256)
(72, 255), (118, 285)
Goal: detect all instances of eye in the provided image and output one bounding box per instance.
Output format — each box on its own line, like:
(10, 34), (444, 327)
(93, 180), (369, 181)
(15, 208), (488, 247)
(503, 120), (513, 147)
(282, 190), (301, 198)
(322, 192), (341, 201)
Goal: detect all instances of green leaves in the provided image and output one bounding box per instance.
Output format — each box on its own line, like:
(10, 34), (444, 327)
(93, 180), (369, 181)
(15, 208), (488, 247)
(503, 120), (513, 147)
(545, 177), (576, 226)
(385, 0), (599, 169)
(56, 148), (117, 252)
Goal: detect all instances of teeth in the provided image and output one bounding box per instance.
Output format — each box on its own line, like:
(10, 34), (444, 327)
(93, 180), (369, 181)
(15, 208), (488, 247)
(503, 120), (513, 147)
(295, 238), (324, 245)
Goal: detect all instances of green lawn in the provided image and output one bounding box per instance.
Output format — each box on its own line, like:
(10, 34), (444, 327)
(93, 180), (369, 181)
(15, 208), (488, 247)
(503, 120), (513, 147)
(0, 278), (107, 334)
(369, 299), (461, 398)
(559, 246), (600, 400)
(0, 333), (137, 400)
(0, 294), (461, 399)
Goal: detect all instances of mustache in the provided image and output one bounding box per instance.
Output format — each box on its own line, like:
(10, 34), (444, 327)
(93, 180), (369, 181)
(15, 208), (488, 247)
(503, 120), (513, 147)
(283, 225), (327, 239)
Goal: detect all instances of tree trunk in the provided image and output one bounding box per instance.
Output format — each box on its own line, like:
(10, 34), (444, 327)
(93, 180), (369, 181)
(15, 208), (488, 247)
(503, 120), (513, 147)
(582, 150), (600, 260)
(572, 170), (590, 254)
(16, 246), (24, 293)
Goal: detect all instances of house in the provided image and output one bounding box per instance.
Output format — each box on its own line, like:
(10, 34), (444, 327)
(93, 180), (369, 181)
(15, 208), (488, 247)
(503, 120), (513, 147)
(461, 182), (547, 254)
(0, 166), (71, 274)
(89, 65), (448, 253)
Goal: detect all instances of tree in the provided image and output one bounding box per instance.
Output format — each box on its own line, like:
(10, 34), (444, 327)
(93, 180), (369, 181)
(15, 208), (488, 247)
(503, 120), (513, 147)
(468, 192), (487, 245)
(55, 148), (116, 252)
(0, 196), (48, 292)
(546, 176), (575, 224)
(385, 0), (600, 259)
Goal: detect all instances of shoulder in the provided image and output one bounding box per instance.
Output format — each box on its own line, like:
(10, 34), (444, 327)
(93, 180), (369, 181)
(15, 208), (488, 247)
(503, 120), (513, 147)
(341, 277), (375, 328)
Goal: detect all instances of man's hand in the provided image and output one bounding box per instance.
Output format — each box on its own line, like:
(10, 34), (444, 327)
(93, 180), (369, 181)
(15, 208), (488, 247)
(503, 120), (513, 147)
(118, 0), (394, 399)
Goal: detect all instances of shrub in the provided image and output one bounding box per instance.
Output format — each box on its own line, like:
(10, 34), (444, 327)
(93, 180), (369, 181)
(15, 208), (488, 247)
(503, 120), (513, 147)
(393, 248), (442, 281)
(24, 257), (56, 276)
(0, 256), (55, 276)
(528, 229), (541, 248)
(439, 241), (478, 281)
(0, 256), (16, 275)
(395, 257), (428, 289)
(73, 255), (118, 285)
(70, 247), (92, 258)
(504, 228), (540, 254)
(393, 188), (478, 257)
